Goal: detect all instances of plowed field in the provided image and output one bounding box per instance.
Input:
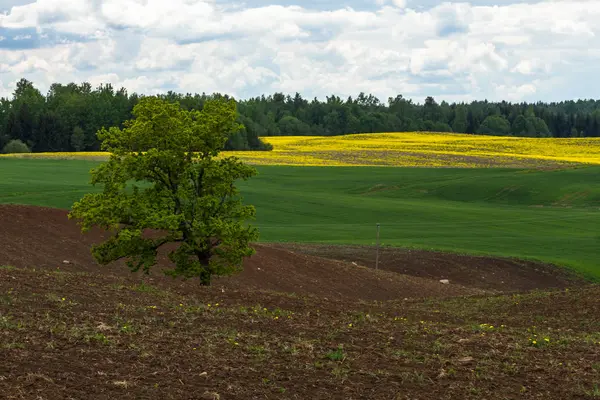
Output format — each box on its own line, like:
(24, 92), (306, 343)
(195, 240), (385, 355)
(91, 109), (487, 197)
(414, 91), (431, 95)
(1, 205), (598, 399)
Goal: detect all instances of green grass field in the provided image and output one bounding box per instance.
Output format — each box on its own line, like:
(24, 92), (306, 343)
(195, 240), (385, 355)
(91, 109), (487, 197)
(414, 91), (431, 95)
(1, 158), (599, 278)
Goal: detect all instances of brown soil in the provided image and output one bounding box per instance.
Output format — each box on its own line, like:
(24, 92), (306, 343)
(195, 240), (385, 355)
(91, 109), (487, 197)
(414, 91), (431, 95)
(0, 204), (482, 301)
(0, 205), (586, 302)
(271, 243), (587, 293)
(1, 205), (599, 399)
(1, 264), (599, 399)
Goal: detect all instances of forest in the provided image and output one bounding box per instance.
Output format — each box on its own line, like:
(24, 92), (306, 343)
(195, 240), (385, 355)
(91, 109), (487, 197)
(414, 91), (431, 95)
(2, 78), (600, 153)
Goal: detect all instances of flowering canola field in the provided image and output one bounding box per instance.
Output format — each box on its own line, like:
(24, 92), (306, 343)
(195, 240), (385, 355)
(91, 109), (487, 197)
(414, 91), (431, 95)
(3, 132), (600, 168)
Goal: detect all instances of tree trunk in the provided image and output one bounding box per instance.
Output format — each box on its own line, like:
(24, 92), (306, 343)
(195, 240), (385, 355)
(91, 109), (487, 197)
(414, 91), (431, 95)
(199, 268), (211, 286)
(196, 250), (212, 286)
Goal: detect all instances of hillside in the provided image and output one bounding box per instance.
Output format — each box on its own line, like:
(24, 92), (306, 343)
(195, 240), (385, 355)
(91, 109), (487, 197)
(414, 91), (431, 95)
(1, 158), (599, 278)
(0, 204), (488, 301)
(250, 133), (600, 167)
(1, 204), (599, 399)
(4, 132), (600, 168)
(0, 204), (585, 297)
(0, 206), (598, 400)
(1, 160), (599, 399)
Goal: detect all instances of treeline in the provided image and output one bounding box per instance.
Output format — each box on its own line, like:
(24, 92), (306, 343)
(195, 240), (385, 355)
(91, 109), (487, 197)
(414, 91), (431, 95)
(0, 79), (271, 153)
(2, 78), (600, 153)
(239, 93), (600, 138)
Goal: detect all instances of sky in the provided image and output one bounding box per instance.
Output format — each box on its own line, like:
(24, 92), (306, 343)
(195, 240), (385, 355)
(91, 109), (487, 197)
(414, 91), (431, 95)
(0, 0), (599, 104)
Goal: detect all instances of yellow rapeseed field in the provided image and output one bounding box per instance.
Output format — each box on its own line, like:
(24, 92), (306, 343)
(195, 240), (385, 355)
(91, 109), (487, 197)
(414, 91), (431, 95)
(2, 132), (600, 168)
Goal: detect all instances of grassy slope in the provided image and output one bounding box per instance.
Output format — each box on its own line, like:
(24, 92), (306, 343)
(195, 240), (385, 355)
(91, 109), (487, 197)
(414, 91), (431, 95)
(1, 158), (599, 278)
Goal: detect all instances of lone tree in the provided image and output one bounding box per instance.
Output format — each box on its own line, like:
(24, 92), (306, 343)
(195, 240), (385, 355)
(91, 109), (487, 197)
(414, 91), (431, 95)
(69, 97), (258, 285)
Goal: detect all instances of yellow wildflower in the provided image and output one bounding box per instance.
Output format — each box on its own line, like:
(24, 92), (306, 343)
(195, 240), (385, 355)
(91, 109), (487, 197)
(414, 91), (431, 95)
(10, 133), (600, 168)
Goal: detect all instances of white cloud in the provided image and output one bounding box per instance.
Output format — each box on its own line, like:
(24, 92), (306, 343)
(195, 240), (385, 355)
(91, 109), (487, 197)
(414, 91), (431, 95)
(494, 82), (537, 101)
(511, 59), (551, 76)
(375, 0), (406, 8)
(87, 73), (120, 90)
(0, 0), (600, 103)
(0, 79), (11, 98)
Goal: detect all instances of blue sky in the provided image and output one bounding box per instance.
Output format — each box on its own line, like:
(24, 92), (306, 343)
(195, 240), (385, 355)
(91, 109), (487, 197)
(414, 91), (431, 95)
(1, 0), (599, 103)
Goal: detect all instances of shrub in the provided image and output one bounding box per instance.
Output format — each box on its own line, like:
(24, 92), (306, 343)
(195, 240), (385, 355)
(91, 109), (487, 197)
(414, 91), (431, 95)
(2, 139), (31, 154)
(256, 140), (273, 151)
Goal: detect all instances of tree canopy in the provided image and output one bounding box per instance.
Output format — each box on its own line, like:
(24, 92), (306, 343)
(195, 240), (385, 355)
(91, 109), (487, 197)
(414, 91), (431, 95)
(69, 97), (259, 285)
(478, 115), (511, 136)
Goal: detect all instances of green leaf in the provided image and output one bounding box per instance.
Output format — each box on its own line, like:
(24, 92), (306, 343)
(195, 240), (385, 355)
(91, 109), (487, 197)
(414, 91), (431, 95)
(69, 97), (258, 285)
